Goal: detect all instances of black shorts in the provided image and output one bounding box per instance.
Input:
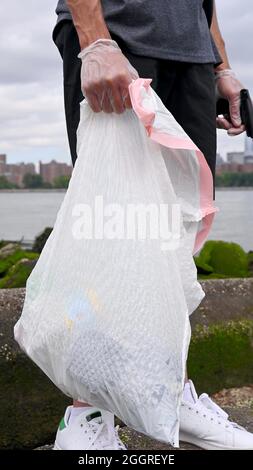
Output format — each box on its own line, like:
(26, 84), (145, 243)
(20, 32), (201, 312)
(53, 20), (217, 199)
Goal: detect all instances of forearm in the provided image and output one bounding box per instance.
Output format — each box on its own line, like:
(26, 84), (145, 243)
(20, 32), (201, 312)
(210, 1), (230, 71)
(66, 0), (111, 49)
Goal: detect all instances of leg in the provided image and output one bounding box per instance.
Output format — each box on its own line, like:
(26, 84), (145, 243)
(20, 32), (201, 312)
(163, 61), (217, 200)
(53, 20), (83, 167)
(53, 24), (126, 448)
(54, 21), (92, 411)
(161, 61), (216, 384)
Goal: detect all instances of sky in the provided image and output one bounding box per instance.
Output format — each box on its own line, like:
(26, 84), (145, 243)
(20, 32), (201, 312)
(0, 0), (252, 167)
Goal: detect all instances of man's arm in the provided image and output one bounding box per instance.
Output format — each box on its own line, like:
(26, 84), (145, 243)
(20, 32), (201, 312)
(210, 1), (245, 135)
(210, 1), (230, 71)
(66, 0), (110, 49)
(66, 0), (138, 113)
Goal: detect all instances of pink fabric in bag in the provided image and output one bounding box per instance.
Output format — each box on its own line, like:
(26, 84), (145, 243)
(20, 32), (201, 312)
(129, 78), (218, 255)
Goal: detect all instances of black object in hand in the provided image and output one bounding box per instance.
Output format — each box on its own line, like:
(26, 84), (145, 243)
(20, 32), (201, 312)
(216, 89), (253, 138)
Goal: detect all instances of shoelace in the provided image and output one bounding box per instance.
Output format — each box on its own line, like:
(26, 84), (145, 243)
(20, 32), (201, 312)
(83, 419), (125, 450)
(199, 394), (245, 430)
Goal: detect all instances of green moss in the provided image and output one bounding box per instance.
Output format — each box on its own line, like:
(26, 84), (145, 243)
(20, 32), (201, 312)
(0, 249), (38, 277)
(0, 356), (70, 449)
(0, 257), (38, 288)
(194, 240), (250, 278)
(248, 251), (253, 275)
(0, 248), (39, 288)
(197, 272), (230, 280)
(188, 320), (253, 394)
(194, 255), (213, 275)
(0, 240), (9, 250)
(119, 430), (131, 445)
(32, 227), (53, 254)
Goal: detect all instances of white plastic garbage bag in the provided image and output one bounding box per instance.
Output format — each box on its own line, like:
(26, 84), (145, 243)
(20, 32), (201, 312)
(14, 79), (218, 447)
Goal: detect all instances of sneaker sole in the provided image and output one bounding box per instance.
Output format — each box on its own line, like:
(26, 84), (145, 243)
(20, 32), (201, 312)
(53, 442), (62, 450)
(180, 431), (253, 450)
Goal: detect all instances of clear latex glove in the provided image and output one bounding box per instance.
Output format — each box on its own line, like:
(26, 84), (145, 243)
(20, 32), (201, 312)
(215, 69), (245, 136)
(78, 39), (139, 114)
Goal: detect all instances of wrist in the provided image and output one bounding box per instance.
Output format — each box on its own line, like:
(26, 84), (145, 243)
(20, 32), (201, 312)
(214, 69), (236, 81)
(214, 64), (231, 73)
(78, 38), (120, 59)
(78, 30), (111, 50)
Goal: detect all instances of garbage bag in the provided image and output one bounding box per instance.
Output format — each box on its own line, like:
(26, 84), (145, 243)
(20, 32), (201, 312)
(14, 78), (218, 447)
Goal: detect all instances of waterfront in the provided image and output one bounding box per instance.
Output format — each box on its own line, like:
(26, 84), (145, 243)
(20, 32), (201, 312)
(0, 189), (252, 251)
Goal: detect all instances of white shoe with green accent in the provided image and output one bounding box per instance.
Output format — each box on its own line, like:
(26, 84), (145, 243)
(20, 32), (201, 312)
(180, 380), (253, 450)
(54, 406), (126, 450)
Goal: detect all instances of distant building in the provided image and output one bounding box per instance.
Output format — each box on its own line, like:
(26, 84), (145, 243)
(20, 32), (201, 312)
(222, 142), (253, 174)
(216, 162), (238, 175)
(244, 135), (253, 158)
(5, 162), (36, 187)
(0, 154), (36, 187)
(216, 153), (225, 166)
(216, 162), (253, 176)
(241, 162), (253, 173)
(227, 151), (244, 165)
(0, 154), (7, 175)
(39, 159), (72, 184)
(245, 155), (253, 164)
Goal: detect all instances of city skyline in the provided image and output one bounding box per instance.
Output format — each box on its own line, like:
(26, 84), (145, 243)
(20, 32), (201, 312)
(0, 154), (72, 187)
(0, 1), (252, 165)
(2, 134), (253, 169)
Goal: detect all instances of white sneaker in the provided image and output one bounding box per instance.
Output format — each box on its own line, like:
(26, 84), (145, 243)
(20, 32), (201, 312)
(179, 380), (253, 450)
(54, 406), (126, 450)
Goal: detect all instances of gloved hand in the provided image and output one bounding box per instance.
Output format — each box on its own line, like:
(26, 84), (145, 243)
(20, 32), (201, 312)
(215, 69), (245, 135)
(78, 39), (139, 114)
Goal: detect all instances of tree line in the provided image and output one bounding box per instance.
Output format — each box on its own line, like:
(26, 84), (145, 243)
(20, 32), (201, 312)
(215, 172), (253, 187)
(0, 173), (70, 189)
(1, 171), (253, 190)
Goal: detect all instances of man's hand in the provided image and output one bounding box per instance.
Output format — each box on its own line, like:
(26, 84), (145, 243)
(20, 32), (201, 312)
(211, 3), (245, 136)
(215, 69), (245, 135)
(67, 1), (138, 113)
(78, 39), (139, 114)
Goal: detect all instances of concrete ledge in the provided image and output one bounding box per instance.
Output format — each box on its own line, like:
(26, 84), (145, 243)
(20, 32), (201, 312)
(1, 279), (252, 358)
(191, 278), (253, 328)
(1, 278), (252, 336)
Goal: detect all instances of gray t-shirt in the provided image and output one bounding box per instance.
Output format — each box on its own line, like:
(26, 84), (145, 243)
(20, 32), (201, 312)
(54, 0), (221, 64)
